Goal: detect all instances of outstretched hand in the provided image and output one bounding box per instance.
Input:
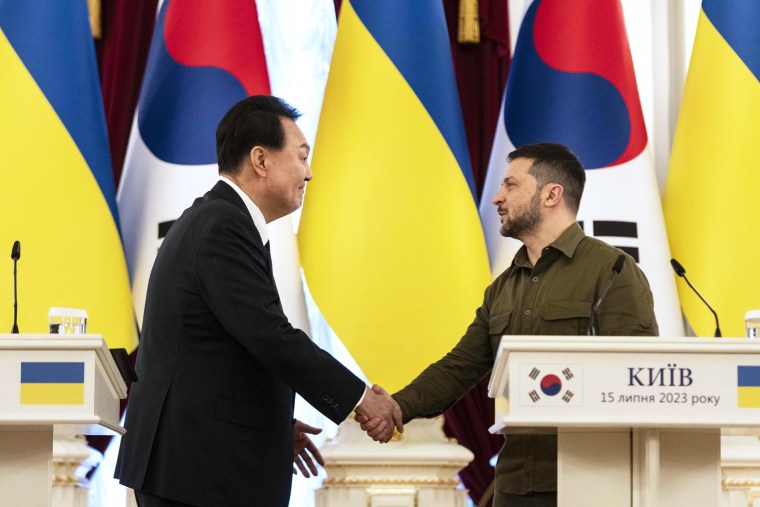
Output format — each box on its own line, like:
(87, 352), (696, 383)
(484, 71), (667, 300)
(293, 420), (325, 477)
(354, 384), (403, 443)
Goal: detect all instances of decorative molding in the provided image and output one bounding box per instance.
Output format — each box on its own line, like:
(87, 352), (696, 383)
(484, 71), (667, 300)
(317, 417), (473, 506)
(323, 477), (459, 487)
(52, 434), (101, 507)
(722, 479), (760, 488)
(326, 463), (464, 471)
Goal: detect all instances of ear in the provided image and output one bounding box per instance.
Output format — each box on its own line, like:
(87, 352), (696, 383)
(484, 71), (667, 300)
(250, 146), (267, 177)
(543, 183), (564, 208)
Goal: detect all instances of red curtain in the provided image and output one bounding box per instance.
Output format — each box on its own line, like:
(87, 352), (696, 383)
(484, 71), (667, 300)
(442, 0), (511, 197)
(95, 0), (158, 187)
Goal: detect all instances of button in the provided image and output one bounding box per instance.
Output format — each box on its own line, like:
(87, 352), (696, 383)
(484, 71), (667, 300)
(532, 276), (538, 282)
(525, 309), (531, 315)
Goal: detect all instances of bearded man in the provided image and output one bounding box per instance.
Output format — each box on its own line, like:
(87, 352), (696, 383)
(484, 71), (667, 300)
(358, 142), (658, 507)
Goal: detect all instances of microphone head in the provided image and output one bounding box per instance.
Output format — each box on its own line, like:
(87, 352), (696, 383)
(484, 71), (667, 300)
(11, 240), (20, 261)
(670, 258), (686, 277)
(612, 254), (625, 274)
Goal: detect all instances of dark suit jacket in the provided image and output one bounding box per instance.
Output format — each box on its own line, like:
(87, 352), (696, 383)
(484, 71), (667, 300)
(115, 181), (365, 506)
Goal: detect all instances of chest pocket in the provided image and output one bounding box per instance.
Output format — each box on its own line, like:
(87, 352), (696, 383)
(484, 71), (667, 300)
(539, 299), (592, 335)
(489, 311), (512, 355)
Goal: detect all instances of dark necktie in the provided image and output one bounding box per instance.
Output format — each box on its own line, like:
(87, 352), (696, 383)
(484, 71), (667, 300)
(264, 241), (272, 269)
(264, 241), (276, 285)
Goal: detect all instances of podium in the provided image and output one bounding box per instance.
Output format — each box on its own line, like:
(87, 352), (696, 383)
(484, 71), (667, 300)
(0, 334), (127, 507)
(488, 336), (760, 507)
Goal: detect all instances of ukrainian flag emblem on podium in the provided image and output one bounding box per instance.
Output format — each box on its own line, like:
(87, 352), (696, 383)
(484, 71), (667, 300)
(20, 362), (85, 405)
(738, 366), (760, 408)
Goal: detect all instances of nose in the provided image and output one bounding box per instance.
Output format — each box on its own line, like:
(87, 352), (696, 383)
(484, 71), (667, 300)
(305, 162), (313, 182)
(492, 188), (504, 207)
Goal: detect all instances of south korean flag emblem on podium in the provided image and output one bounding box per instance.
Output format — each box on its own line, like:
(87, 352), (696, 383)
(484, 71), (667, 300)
(519, 365), (583, 407)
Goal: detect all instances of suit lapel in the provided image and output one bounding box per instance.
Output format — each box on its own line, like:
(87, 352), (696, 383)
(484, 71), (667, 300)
(209, 180), (250, 217)
(209, 181), (277, 287)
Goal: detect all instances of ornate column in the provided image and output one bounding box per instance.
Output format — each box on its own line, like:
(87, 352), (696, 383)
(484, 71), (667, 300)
(52, 435), (100, 507)
(722, 435), (760, 507)
(316, 417), (473, 507)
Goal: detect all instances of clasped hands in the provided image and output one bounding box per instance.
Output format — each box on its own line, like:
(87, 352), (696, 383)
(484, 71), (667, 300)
(354, 384), (403, 443)
(292, 385), (402, 477)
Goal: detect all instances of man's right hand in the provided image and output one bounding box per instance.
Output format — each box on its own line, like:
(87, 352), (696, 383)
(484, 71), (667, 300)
(354, 384), (403, 443)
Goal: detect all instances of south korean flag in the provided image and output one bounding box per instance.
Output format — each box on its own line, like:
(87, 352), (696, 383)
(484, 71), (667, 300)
(519, 364), (582, 407)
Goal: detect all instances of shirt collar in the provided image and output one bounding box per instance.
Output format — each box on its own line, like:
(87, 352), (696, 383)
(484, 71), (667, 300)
(512, 222), (585, 268)
(549, 222), (585, 258)
(219, 176), (269, 245)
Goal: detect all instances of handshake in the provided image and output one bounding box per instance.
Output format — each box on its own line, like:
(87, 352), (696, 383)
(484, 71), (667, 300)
(293, 384), (403, 477)
(354, 384), (404, 443)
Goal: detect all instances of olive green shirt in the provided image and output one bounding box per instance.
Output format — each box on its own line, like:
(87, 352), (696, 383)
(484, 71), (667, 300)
(393, 223), (658, 495)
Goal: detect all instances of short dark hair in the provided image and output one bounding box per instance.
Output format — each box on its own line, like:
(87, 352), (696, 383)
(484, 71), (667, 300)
(508, 143), (586, 213)
(216, 95), (302, 174)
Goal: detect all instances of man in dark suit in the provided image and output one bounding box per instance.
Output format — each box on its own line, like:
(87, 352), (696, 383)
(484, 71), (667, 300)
(116, 95), (402, 507)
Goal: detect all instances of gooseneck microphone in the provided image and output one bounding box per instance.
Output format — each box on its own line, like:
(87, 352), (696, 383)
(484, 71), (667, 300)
(670, 258), (721, 337)
(11, 240), (20, 334)
(588, 254), (625, 336)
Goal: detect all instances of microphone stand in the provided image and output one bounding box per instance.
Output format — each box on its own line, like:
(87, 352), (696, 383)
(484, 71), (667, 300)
(588, 255), (625, 336)
(680, 274), (721, 337)
(670, 258), (721, 337)
(12, 255), (18, 333)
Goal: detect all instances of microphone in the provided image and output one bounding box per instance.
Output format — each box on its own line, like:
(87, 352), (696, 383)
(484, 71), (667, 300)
(588, 254), (625, 336)
(670, 258), (721, 337)
(11, 240), (20, 334)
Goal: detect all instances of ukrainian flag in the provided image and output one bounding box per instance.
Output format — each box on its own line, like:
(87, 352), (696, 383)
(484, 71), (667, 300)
(298, 0), (490, 393)
(738, 366), (760, 408)
(0, 2), (136, 351)
(20, 362), (85, 405)
(664, 0), (760, 338)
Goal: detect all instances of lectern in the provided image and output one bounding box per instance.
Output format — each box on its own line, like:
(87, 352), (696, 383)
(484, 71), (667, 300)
(0, 334), (127, 507)
(488, 336), (760, 507)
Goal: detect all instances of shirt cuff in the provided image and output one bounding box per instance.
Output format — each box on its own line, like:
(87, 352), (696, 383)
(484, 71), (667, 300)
(353, 384), (369, 410)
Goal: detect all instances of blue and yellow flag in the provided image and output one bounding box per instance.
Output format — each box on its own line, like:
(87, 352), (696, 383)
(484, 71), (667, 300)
(0, 1), (136, 350)
(736, 366), (760, 408)
(20, 362), (85, 405)
(298, 0), (490, 393)
(664, 0), (760, 337)
(738, 365), (760, 408)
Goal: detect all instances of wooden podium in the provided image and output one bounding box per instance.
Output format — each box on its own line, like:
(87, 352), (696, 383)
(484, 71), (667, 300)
(488, 336), (760, 507)
(0, 334), (127, 507)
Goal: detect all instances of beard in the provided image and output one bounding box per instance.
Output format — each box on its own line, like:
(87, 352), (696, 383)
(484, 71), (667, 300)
(500, 191), (542, 239)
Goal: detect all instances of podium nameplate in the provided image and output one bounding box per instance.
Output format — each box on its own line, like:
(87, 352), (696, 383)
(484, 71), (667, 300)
(487, 336), (760, 506)
(489, 336), (760, 433)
